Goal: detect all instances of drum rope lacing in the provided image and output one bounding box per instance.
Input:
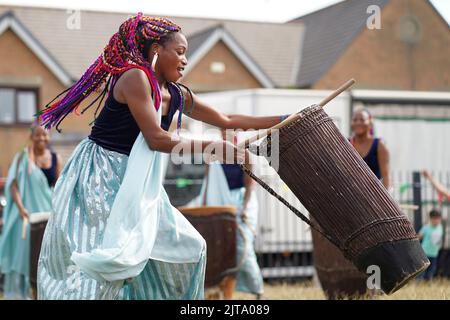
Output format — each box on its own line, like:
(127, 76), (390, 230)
(239, 163), (343, 251)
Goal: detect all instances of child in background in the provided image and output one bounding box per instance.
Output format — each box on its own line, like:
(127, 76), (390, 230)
(418, 209), (444, 280)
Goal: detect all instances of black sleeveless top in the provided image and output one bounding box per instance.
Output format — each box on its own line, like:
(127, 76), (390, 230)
(362, 138), (381, 179)
(350, 137), (381, 179)
(39, 151), (58, 187)
(89, 82), (180, 156)
(221, 164), (245, 190)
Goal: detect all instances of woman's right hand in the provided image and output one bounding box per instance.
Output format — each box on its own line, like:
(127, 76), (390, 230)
(19, 208), (29, 220)
(206, 140), (247, 165)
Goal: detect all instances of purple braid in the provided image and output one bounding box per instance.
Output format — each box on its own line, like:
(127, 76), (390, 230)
(37, 13), (181, 132)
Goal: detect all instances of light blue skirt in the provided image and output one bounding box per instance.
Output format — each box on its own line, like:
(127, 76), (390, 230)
(231, 189), (264, 295)
(37, 138), (206, 300)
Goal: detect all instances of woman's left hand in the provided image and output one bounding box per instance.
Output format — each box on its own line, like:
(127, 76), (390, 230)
(241, 210), (248, 223)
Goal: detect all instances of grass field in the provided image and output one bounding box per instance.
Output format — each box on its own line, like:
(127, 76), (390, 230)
(233, 279), (450, 300)
(1, 279), (448, 300)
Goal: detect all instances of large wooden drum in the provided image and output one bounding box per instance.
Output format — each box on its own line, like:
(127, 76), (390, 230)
(178, 206), (238, 290)
(28, 212), (50, 297)
(258, 105), (429, 294)
(312, 226), (368, 299)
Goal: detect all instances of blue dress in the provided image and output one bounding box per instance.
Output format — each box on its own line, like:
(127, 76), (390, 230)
(37, 81), (206, 300)
(0, 149), (55, 299)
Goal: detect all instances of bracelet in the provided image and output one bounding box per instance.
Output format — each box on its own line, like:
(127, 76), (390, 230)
(280, 114), (290, 122)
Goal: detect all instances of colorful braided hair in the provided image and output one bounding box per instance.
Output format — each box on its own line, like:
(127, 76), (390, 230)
(37, 13), (182, 132)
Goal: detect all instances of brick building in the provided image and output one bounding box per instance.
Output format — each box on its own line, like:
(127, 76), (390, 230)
(291, 0), (450, 91)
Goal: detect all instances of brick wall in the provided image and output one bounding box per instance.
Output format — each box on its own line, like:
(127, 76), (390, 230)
(183, 40), (262, 92)
(314, 0), (450, 91)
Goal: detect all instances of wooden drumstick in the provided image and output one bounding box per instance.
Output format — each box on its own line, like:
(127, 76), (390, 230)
(318, 79), (355, 107)
(238, 79), (356, 149)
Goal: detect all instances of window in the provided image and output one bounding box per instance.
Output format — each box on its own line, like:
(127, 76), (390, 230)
(0, 89), (14, 124)
(210, 61), (226, 74)
(0, 88), (38, 125)
(398, 15), (421, 44)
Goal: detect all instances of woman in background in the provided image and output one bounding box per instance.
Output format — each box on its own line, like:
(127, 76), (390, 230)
(0, 125), (61, 299)
(199, 130), (264, 299)
(350, 108), (391, 190)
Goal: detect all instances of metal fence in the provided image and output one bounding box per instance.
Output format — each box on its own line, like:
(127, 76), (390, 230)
(252, 170), (450, 280)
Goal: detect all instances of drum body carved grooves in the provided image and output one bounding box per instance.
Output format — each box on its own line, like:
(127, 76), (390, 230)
(259, 105), (429, 294)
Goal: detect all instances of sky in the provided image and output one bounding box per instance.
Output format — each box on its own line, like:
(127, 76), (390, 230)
(1, 0), (449, 24)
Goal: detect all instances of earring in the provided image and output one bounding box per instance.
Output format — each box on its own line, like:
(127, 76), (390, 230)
(151, 52), (158, 71)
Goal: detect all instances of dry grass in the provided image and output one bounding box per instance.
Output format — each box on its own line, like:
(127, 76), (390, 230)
(233, 278), (450, 300)
(1, 279), (448, 300)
